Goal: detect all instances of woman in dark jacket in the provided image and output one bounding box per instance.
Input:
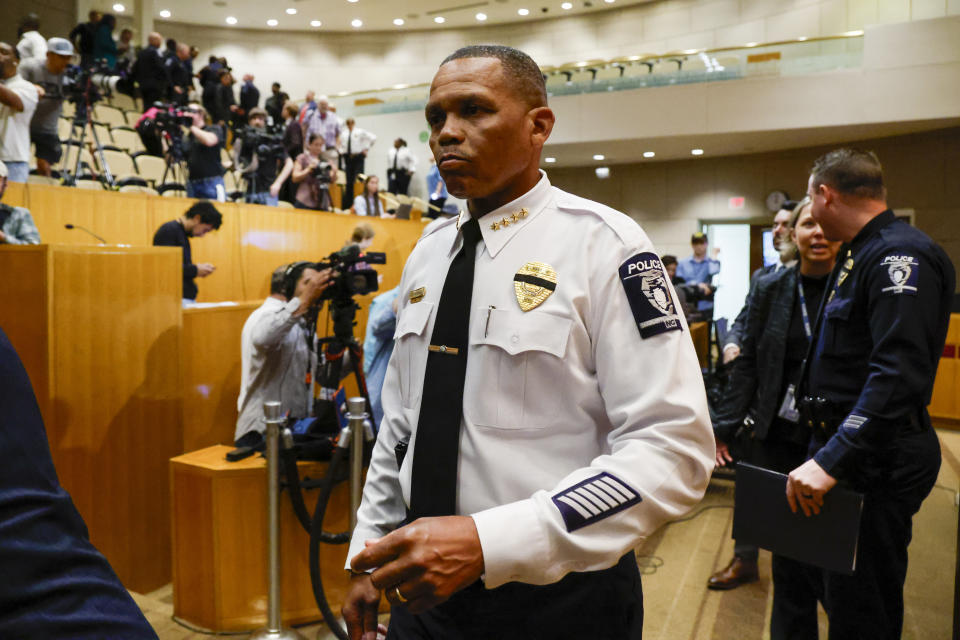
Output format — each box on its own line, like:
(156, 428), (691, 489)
(92, 13), (118, 69)
(711, 198), (842, 639)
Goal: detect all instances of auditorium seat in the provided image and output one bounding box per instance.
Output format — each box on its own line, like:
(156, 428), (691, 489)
(97, 105), (128, 128)
(75, 179), (105, 190)
(110, 126), (145, 154)
(57, 117), (73, 141)
(27, 174), (59, 186)
(99, 148), (142, 183)
(92, 122), (114, 145)
(135, 154), (168, 186)
(110, 92), (138, 112)
(61, 141), (97, 177)
(157, 182), (188, 197)
(118, 184), (159, 195)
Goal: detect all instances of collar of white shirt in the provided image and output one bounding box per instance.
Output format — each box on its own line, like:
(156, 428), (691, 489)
(450, 170), (553, 259)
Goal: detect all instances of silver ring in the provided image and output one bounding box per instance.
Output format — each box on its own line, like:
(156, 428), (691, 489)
(394, 585), (408, 604)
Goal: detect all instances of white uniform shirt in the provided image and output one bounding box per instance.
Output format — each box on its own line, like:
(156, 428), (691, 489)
(0, 74), (39, 163)
(387, 146), (416, 173)
(338, 126), (376, 155)
(16, 31), (47, 62)
(235, 296), (315, 441)
(348, 173), (714, 588)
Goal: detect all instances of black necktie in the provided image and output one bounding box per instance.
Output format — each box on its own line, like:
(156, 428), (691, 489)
(347, 132), (352, 155)
(409, 217), (482, 519)
(393, 151), (399, 171)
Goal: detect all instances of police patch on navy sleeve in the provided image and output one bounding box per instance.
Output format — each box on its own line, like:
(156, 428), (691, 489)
(552, 472), (643, 532)
(879, 254), (919, 296)
(619, 253), (682, 338)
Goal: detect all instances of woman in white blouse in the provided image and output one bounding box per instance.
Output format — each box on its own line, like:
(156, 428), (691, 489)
(352, 175), (391, 217)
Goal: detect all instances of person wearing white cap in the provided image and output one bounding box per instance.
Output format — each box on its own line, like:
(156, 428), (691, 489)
(0, 160), (41, 245)
(21, 38), (74, 177)
(0, 42), (39, 183)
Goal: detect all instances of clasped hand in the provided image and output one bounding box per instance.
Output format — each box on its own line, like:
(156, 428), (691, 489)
(786, 458), (837, 516)
(342, 516), (484, 638)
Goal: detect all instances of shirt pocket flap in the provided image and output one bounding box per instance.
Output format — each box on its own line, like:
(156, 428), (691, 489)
(394, 302), (434, 340)
(823, 296), (853, 321)
(471, 307), (572, 358)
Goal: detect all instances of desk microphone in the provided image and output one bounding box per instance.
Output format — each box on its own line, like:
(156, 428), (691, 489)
(64, 224), (107, 245)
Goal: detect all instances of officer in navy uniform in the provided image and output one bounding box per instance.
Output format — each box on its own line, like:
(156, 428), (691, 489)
(787, 148), (955, 639)
(0, 327), (158, 639)
(342, 45), (715, 640)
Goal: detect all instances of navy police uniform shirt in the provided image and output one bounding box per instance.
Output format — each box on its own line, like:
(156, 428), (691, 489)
(0, 328), (158, 639)
(806, 209), (955, 476)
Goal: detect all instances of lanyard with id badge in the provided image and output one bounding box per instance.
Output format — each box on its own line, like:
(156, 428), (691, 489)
(778, 278), (815, 424)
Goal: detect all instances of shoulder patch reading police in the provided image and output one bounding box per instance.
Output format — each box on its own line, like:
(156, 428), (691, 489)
(879, 254), (919, 296)
(619, 253), (682, 338)
(552, 472), (643, 532)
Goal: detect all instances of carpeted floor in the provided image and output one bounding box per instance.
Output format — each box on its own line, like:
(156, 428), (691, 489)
(138, 428), (960, 639)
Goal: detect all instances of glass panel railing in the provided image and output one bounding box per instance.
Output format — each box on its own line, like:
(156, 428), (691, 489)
(337, 32), (863, 118)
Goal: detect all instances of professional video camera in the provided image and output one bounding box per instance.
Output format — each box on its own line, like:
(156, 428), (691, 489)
(311, 159), (334, 185)
(136, 103), (197, 159)
(63, 63), (121, 110)
(237, 125), (285, 164)
(303, 245), (386, 342)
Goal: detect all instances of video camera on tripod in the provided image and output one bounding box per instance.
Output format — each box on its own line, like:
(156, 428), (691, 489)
(62, 63), (123, 112)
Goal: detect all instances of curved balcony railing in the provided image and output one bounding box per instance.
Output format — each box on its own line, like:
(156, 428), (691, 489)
(336, 31), (864, 118)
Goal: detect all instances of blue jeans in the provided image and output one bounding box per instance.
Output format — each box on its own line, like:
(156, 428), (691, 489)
(4, 161), (29, 183)
(246, 191), (279, 207)
(187, 176), (225, 201)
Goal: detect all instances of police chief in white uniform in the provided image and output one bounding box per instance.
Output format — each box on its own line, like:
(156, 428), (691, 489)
(344, 45), (715, 640)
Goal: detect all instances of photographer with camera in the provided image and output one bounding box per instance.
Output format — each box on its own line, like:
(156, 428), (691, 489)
(291, 133), (336, 211)
(181, 104), (226, 199)
(234, 262), (333, 447)
(20, 38), (73, 177)
(0, 42), (39, 184)
(235, 107), (293, 206)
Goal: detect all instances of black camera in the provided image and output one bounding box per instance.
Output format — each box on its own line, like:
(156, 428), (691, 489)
(63, 63), (122, 108)
(239, 126), (284, 161)
(316, 245), (387, 302)
(312, 160), (334, 185)
(154, 106), (195, 129)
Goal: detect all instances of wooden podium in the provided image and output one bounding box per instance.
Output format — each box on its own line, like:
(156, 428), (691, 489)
(0, 244), (183, 593)
(170, 445), (354, 632)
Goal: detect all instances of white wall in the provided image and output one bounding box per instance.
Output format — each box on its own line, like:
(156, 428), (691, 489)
(147, 0), (960, 100)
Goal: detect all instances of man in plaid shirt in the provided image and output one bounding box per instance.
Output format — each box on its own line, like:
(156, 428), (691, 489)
(0, 160), (40, 245)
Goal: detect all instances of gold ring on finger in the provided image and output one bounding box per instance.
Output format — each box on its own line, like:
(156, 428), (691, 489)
(394, 585), (408, 604)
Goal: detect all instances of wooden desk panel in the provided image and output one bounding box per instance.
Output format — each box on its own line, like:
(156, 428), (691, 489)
(182, 303), (259, 451)
(4, 181), (28, 208)
(0, 246), (52, 421)
(28, 185), (153, 245)
(47, 245), (183, 593)
(171, 445), (354, 631)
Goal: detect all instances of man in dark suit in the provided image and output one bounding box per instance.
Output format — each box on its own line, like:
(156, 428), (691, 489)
(0, 328), (158, 639)
(134, 32), (167, 110)
(239, 74), (260, 127)
(721, 201), (798, 365)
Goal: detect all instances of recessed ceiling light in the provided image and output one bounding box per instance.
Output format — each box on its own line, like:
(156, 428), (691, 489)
(434, 16), (445, 23)
(112, 3), (125, 12)
(159, 9), (171, 18)
(745, 42), (758, 47)
(595, 167), (611, 179)
(843, 29), (864, 36)
(593, 154), (605, 161)
(347, 0), (359, 3)
(691, 148), (704, 156)
(604, 0), (615, 3)
(476, 12), (487, 20)
(797, 36), (808, 41)
(225, 16), (238, 24)
(351, 18), (363, 27)
(393, 18), (404, 25)
(643, 151), (655, 158)
(267, 19), (278, 26)
(310, 20), (322, 27)
(561, 2), (573, 9)
(518, 8), (530, 15)
(545, 157), (556, 163)
(285, 8), (297, 14)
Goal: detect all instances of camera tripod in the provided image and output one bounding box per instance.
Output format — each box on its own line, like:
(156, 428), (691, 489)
(60, 98), (116, 189)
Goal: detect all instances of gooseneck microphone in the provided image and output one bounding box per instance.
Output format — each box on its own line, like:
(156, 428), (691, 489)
(64, 224), (107, 245)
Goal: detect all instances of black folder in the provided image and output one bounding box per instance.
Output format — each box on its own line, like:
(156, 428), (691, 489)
(732, 462), (864, 575)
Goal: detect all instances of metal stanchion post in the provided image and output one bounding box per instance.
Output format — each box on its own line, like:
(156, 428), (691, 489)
(251, 401), (307, 640)
(345, 397), (371, 530)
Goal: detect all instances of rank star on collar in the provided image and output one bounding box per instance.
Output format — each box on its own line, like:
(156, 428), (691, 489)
(490, 208), (528, 231)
